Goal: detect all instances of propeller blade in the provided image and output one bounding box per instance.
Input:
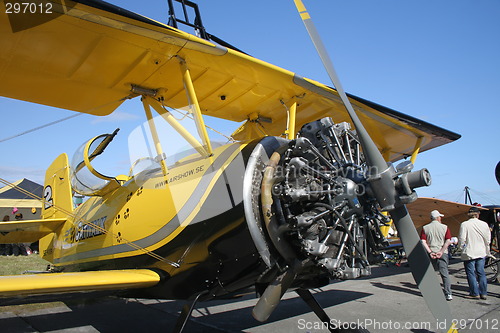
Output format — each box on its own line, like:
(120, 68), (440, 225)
(252, 267), (297, 322)
(293, 1), (456, 330)
(292, 0), (386, 172)
(293, 0), (399, 212)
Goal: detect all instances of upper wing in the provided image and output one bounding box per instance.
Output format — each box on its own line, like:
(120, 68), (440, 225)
(406, 197), (487, 237)
(0, 0), (460, 161)
(0, 269), (161, 298)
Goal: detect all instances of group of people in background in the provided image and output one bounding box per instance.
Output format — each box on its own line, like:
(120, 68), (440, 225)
(420, 206), (492, 301)
(0, 213), (37, 256)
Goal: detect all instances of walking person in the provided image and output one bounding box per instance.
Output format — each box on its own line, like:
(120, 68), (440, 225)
(14, 213), (32, 255)
(420, 210), (453, 301)
(459, 206), (491, 300)
(1, 215), (11, 255)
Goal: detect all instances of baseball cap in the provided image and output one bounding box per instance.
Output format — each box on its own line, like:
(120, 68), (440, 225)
(431, 210), (444, 219)
(469, 206), (480, 213)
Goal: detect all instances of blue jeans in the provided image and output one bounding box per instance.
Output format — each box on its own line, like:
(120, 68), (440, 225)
(464, 257), (487, 296)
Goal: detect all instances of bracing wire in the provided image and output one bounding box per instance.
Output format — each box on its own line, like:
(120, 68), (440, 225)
(0, 96), (133, 144)
(161, 100), (235, 143)
(0, 114), (83, 143)
(468, 187), (499, 206)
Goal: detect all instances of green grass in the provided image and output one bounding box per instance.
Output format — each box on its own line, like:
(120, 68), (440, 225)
(0, 255), (67, 315)
(0, 254), (51, 276)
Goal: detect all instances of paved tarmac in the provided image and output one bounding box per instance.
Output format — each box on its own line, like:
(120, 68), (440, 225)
(1, 258), (499, 333)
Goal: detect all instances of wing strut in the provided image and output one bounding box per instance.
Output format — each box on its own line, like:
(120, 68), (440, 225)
(410, 136), (424, 164)
(142, 96), (209, 157)
(142, 97), (170, 177)
(178, 57), (213, 156)
(283, 98), (298, 139)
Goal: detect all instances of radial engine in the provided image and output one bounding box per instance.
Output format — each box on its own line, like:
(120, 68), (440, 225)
(246, 117), (430, 286)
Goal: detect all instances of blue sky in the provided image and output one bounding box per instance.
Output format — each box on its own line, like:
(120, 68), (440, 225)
(1, 0), (499, 205)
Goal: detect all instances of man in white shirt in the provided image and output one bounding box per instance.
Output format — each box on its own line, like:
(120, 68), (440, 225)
(420, 210), (452, 301)
(458, 206), (491, 300)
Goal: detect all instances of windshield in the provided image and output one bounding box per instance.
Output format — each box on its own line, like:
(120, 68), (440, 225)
(70, 132), (119, 196)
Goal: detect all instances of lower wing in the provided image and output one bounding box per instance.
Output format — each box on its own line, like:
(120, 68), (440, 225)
(0, 219), (162, 300)
(0, 269), (161, 299)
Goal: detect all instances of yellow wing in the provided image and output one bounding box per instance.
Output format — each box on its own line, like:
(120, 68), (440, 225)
(0, 0), (459, 162)
(0, 269), (161, 297)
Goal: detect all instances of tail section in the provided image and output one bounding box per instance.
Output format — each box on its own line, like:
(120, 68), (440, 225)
(40, 153), (73, 262)
(42, 153), (74, 219)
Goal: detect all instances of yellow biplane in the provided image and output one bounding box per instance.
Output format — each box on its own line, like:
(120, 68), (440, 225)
(0, 0), (464, 331)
